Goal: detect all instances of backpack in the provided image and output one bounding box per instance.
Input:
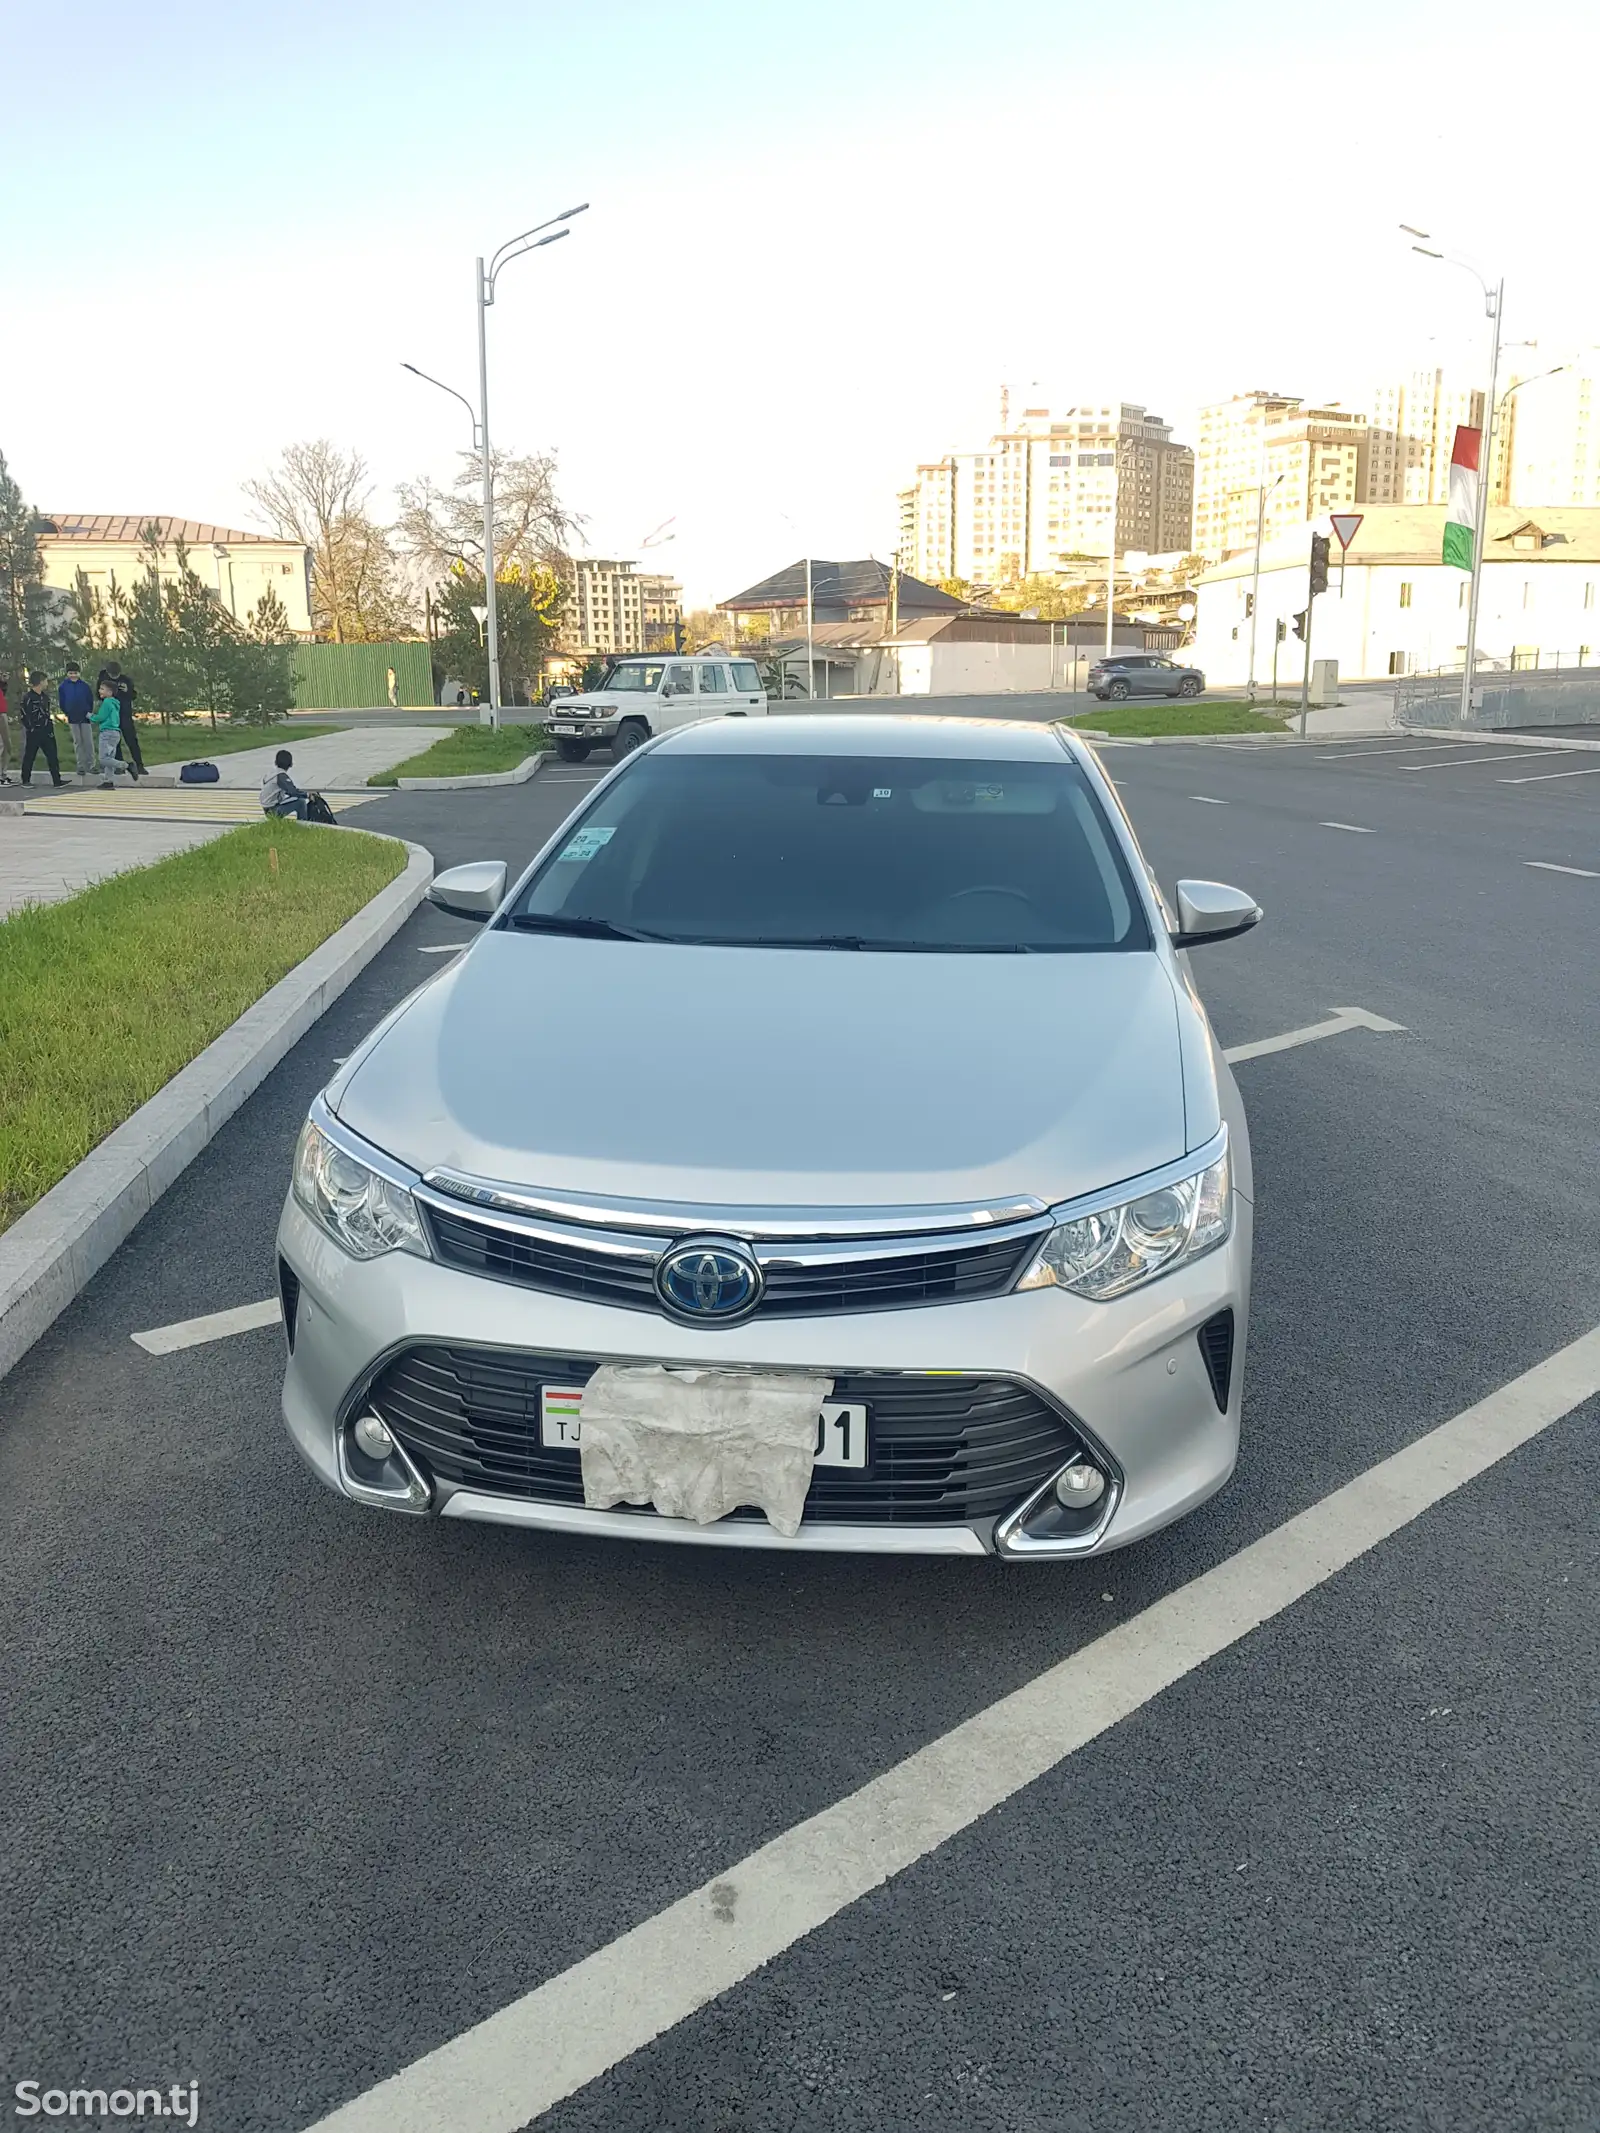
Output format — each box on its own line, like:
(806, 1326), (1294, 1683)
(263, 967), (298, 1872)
(304, 792), (338, 826)
(180, 761), (220, 783)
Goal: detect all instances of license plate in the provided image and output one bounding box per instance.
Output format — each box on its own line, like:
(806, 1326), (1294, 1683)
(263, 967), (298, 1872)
(539, 1386), (868, 1468)
(551, 723), (578, 734)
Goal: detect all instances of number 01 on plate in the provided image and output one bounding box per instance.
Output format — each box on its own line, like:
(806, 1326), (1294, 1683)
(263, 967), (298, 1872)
(538, 1387), (869, 1469)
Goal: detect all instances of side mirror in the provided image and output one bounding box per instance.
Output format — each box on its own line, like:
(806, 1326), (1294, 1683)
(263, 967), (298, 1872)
(428, 860), (508, 924)
(1171, 879), (1262, 949)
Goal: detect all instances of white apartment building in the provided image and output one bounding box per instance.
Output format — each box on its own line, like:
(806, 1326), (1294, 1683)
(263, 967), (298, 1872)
(1193, 393), (1368, 562)
(898, 401), (1194, 588)
(567, 557), (683, 654)
(1505, 355), (1600, 507)
(1364, 369), (1491, 506)
(1191, 505), (1600, 684)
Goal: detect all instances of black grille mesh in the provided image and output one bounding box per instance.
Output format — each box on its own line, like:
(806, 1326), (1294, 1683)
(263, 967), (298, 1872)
(1197, 1308), (1234, 1411)
(370, 1346), (1081, 1525)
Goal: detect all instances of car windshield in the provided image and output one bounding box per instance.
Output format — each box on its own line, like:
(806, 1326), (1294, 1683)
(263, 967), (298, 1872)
(602, 662), (666, 693)
(505, 752), (1150, 952)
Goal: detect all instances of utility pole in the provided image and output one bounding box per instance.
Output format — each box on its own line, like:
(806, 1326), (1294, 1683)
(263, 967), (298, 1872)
(1298, 595), (1315, 735)
(805, 555), (815, 699)
(475, 253), (500, 728)
(1459, 276), (1504, 726)
(1246, 470), (1285, 705)
(1298, 533), (1330, 735)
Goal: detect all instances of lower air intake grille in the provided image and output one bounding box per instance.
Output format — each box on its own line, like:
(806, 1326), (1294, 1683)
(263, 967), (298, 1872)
(278, 1258), (302, 1352)
(1197, 1308), (1234, 1411)
(368, 1346), (1084, 1526)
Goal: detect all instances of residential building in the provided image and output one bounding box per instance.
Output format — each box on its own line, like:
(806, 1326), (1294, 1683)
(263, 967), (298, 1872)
(638, 571), (684, 651)
(1504, 354), (1600, 508)
(1364, 369), (1489, 506)
(35, 514), (314, 635)
(719, 557), (966, 637)
(1190, 505), (1600, 684)
(567, 557), (681, 655)
(898, 399), (1194, 588)
(1192, 394), (1368, 562)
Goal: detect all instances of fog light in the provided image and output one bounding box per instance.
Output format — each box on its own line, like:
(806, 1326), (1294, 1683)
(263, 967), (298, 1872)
(353, 1413), (395, 1462)
(1055, 1463), (1106, 1509)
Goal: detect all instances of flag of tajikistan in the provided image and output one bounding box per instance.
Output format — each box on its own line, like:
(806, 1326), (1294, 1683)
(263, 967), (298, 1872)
(1444, 424), (1481, 570)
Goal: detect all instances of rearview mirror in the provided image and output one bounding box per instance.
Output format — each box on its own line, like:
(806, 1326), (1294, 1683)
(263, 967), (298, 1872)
(428, 860), (508, 924)
(1171, 879), (1262, 949)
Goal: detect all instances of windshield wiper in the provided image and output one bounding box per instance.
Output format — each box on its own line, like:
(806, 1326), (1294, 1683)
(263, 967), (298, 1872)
(502, 913), (665, 942)
(705, 934), (1031, 952)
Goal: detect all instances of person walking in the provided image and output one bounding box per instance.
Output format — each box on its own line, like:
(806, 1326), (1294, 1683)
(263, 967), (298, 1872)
(0, 673), (12, 783)
(19, 673), (64, 786)
(58, 660), (95, 778)
(103, 661), (145, 778)
(259, 748), (309, 820)
(92, 680), (125, 788)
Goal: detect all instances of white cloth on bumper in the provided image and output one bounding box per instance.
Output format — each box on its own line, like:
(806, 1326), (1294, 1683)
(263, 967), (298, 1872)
(577, 1365), (833, 1537)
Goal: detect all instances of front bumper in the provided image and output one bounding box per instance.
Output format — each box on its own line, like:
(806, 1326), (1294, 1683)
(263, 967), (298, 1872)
(277, 1188), (1251, 1559)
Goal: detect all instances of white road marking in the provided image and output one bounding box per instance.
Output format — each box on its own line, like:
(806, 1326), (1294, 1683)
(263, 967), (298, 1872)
(1500, 764), (1600, 785)
(1525, 860), (1600, 878)
(1320, 821), (1374, 834)
(297, 1321), (1600, 2133)
(1402, 750), (1553, 773)
(1223, 1004), (1404, 1064)
(1313, 741), (1460, 759)
(1190, 795), (1227, 805)
(131, 1298), (281, 1355)
(417, 942), (467, 954)
(131, 1007), (1403, 1362)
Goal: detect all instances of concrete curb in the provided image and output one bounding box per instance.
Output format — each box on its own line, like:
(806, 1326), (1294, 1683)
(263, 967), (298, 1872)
(0, 836), (434, 1386)
(395, 750), (551, 792)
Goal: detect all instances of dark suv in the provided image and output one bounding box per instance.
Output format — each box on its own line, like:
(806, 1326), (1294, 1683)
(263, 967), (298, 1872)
(1088, 655), (1205, 701)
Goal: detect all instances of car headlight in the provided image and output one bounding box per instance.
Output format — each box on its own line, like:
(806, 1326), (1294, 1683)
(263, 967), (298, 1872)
(293, 1119), (430, 1260)
(1016, 1144), (1230, 1300)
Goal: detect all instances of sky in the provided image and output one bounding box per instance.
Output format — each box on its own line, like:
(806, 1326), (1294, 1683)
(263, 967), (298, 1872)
(4, 0), (1599, 608)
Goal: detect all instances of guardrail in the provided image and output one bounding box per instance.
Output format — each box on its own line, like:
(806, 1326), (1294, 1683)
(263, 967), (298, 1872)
(1397, 663), (1600, 730)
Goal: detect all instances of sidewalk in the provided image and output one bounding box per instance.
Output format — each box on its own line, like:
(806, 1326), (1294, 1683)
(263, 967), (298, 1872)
(0, 816), (228, 920)
(167, 725), (450, 789)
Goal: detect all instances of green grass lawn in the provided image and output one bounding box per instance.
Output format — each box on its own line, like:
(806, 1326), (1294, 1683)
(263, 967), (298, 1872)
(1067, 702), (1290, 738)
(368, 722), (549, 785)
(0, 821), (406, 1232)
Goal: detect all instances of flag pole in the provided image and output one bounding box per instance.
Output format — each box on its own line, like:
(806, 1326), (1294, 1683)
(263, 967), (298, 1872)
(1459, 277), (1503, 727)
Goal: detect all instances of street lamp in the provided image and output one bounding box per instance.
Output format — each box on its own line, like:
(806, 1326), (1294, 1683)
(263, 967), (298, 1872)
(401, 362), (483, 450)
(1403, 224), (1503, 724)
(476, 204), (588, 726)
(1245, 472), (1285, 704)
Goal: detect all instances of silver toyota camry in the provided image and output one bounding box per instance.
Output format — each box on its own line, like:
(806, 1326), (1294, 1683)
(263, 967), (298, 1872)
(277, 714), (1259, 1559)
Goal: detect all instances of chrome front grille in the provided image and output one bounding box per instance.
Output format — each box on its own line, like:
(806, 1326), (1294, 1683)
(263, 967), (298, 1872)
(417, 1188), (1046, 1321)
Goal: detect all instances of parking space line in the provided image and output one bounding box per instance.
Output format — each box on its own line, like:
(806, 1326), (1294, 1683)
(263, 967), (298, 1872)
(1314, 741), (1461, 760)
(1526, 861), (1600, 878)
(1402, 751), (1553, 773)
(417, 943), (467, 954)
(1222, 1005), (1404, 1065)
(131, 1298), (280, 1355)
(297, 1321), (1600, 2133)
(128, 1007), (1405, 1362)
(1320, 822), (1374, 834)
(1190, 795), (1227, 805)
(1500, 764), (1600, 785)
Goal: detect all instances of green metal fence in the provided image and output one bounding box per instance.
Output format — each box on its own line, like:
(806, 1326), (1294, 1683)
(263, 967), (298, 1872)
(290, 641), (435, 709)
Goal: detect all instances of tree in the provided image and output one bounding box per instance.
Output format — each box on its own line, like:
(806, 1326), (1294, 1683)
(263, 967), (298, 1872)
(0, 450), (64, 686)
(987, 573), (1095, 620)
(395, 447), (579, 581)
(934, 576), (973, 603)
(230, 583), (297, 725)
(245, 440), (413, 642)
(432, 562), (563, 706)
(678, 609), (724, 652)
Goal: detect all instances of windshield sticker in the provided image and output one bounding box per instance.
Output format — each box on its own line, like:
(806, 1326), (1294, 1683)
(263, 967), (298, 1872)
(873, 787), (892, 799)
(558, 826), (616, 863)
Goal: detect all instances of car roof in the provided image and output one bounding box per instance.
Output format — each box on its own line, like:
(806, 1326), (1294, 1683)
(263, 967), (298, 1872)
(654, 712), (1081, 763)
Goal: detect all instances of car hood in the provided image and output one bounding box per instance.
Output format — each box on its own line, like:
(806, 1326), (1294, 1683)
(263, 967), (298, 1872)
(333, 933), (1197, 1211)
(554, 694), (619, 712)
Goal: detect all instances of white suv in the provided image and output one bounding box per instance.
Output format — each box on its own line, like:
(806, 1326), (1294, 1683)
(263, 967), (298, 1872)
(547, 656), (768, 761)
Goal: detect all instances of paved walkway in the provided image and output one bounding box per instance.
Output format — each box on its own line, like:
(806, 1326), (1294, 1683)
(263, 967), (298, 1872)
(0, 789), (384, 920)
(167, 724), (450, 789)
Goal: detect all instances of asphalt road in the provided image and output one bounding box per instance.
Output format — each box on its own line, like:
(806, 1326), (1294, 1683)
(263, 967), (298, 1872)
(2, 731), (1597, 2133)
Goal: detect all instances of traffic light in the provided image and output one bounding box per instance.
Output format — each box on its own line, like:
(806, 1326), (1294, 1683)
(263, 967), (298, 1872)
(1275, 619), (1287, 643)
(1309, 532), (1330, 598)
(1291, 610), (1307, 642)
(1244, 591), (1254, 618)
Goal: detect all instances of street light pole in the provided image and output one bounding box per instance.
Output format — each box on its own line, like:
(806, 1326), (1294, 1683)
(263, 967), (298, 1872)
(1403, 226), (1502, 726)
(806, 555), (815, 699)
(1246, 472), (1285, 705)
(472, 204), (589, 729)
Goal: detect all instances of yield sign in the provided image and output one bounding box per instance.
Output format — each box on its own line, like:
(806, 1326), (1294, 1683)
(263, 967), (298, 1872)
(1328, 512), (1364, 550)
